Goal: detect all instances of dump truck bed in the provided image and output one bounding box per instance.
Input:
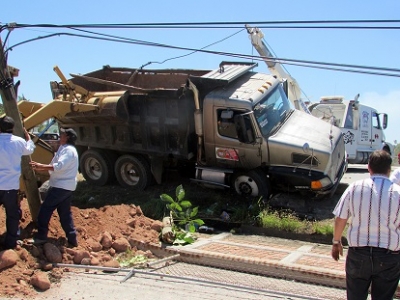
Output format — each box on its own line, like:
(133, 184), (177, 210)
(54, 67), (207, 159)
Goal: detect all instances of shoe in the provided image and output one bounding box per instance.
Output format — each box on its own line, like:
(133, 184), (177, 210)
(27, 238), (47, 245)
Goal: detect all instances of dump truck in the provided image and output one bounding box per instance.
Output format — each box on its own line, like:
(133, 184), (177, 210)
(19, 61), (346, 199)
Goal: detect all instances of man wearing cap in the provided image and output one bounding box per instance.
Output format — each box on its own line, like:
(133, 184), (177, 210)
(29, 127), (79, 247)
(0, 116), (35, 249)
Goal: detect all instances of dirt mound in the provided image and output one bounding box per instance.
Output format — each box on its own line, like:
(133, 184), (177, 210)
(0, 198), (162, 298)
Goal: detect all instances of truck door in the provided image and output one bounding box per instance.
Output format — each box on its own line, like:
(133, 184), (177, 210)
(205, 108), (262, 169)
(358, 106), (381, 150)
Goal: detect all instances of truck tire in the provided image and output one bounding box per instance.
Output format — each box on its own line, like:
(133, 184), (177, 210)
(233, 170), (270, 199)
(114, 155), (152, 190)
(80, 149), (115, 186)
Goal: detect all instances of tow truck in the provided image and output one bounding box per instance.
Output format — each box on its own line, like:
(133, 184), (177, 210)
(246, 25), (392, 164)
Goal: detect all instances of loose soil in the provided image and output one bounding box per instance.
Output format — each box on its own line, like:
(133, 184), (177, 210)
(0, 170), (342, 298)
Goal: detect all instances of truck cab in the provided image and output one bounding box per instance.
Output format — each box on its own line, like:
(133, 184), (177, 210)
(193, 65), (346, 198)
(309, 96), (390, 164)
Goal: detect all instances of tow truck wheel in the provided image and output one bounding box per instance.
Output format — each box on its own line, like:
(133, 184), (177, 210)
(80, 149), (115, 186)
(114, 155), (152, 190)
(233, 170), (270, 199)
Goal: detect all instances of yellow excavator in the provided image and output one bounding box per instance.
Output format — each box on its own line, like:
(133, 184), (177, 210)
(16, 66), (101, 190)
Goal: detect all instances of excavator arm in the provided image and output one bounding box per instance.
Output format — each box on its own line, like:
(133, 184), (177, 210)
(18, 100), (99, 130)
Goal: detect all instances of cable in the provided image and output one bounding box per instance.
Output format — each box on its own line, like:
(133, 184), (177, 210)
(5, 19), (400, 29)
(2, 21), (400, 80)
(4, 30), (400, 78)
(69, 26), (245, 67)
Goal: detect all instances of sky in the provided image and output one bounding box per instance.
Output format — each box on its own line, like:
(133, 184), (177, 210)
(1, 0), (400, 144)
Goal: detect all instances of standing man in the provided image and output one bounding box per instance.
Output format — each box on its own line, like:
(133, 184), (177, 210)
(0, 116), (35, 249)
(29, 128), (79, 247)
(332, 150), (400, 300)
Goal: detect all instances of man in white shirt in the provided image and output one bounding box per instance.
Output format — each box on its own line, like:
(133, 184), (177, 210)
(331, 150), (400, 300)
(29, 128), (79, 247)
(389, 153), (400, 185)
(0, 116), (35, 249)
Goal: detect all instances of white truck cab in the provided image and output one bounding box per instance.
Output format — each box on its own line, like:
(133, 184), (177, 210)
(309, 95), (390, 164)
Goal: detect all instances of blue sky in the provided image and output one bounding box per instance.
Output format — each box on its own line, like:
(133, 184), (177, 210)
(2, 0), (400, 144)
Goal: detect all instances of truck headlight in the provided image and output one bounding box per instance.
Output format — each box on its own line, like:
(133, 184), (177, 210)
(311, 177), (332, 190)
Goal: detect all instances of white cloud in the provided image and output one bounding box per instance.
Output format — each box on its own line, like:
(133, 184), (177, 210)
(362, 90), (400, 145)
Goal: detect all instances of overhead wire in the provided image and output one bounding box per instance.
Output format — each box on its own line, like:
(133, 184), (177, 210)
(4, 28), (400, 78)
(68, 26), (246, 67)
(5, 19), (400, 29)
(1, 20), (400, 80)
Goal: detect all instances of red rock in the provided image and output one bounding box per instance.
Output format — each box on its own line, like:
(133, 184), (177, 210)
(0, 250), (19, 270)
(30, 271), (51, 291)
(43, 243), (62, 263)
(111, 237), (130, 253)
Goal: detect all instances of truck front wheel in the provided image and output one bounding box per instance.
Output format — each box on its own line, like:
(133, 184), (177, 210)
(80, 149), (115, 186)
(114, 155), (152, 190)
(233, 170), (270, 199)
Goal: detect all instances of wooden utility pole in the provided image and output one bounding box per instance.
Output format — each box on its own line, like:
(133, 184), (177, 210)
(0, 36), (41, 221)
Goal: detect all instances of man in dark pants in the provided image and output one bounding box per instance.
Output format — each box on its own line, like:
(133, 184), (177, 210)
(29, 128), (79, 247)
(0, 116), (35, 249)
(332, 150), (400, 300)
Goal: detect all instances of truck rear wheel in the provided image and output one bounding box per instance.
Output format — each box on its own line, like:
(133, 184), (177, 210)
(114, 155), (152, 190)
(233, 170), (270, 199)
(80, 149), (115, 186)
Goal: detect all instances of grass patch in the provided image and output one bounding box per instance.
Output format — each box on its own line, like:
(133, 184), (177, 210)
(312, 221), (334, 235)
(258, 209), (304, 233)
(257, 206), (335, 236)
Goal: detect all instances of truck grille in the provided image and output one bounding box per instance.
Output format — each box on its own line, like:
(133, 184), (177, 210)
(292, 153), (319, 166)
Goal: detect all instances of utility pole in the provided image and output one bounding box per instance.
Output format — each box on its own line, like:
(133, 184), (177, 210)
(0, 36), (41, 221)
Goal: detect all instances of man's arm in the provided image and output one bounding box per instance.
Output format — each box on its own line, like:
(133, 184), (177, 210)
(390, 168), (400, 185)
(29, 161), (54, 172)
(331, 217), (347, 261)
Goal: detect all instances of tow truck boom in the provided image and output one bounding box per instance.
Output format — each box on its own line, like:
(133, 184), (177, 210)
(245, 25), (310, 114)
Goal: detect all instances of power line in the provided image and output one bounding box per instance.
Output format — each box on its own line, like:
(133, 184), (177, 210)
(1, 21), (400, 82)
(4, 19), (400, 28)
(5, 29), (400, 78)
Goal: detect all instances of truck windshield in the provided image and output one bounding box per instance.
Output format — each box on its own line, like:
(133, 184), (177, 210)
(253, 85), (293, 136)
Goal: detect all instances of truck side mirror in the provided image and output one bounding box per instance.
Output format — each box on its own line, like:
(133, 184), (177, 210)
(234, 114), (255, 144)
(382, 114), (388, 129)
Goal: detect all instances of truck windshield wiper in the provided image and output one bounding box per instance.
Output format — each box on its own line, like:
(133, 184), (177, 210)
(280, 109), (294, 123)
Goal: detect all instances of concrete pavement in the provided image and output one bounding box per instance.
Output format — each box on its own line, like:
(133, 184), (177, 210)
(22, 232), (399, 299)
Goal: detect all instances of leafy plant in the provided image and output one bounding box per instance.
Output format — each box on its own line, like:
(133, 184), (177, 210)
(116, 249), (148, 268)
(160, 184), (204, 232)
(172, 231), (197, 245)
(160, 184), (205, 245)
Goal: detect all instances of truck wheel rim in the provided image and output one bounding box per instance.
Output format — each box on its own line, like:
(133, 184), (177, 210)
(120, 163), (139, 185)
(85, 158), (102, 180)
(235, 175), (259, 196)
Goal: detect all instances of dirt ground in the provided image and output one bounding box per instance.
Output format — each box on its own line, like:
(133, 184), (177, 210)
(0, 195), (163, 298)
